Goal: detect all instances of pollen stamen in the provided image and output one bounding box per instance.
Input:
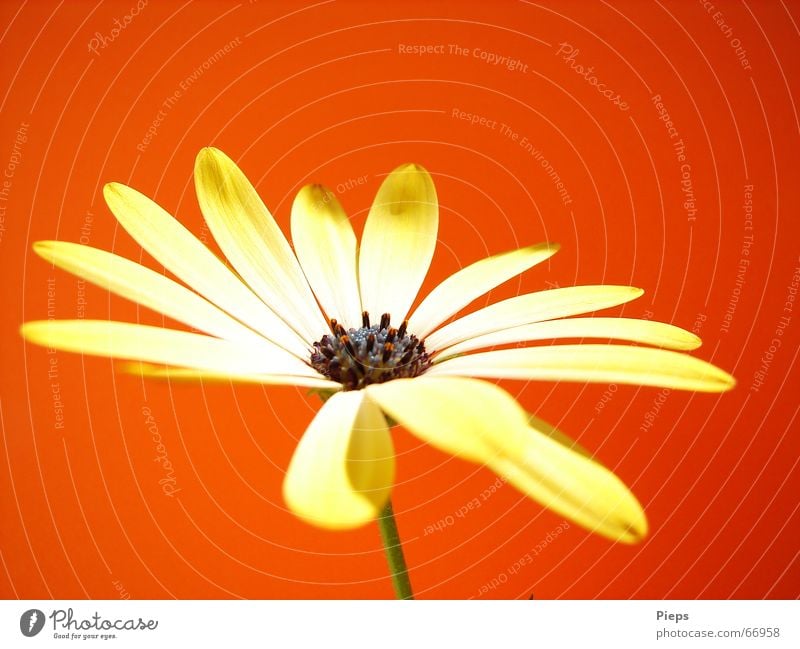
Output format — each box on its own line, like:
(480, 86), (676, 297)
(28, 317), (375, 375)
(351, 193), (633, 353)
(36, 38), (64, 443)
(310, 313), (431, 390)
(340, 335), (356, 357)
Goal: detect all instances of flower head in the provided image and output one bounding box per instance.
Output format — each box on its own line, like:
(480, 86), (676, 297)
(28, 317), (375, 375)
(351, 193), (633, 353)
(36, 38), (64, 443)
(21, 148), (735, 543)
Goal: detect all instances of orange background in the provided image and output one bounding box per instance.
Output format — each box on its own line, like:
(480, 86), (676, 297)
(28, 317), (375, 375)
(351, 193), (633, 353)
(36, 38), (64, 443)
(1, 0), (798, 599)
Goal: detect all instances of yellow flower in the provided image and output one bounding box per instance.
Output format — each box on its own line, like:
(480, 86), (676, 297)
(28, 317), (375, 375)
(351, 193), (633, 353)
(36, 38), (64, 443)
(21, 147), (735, 544)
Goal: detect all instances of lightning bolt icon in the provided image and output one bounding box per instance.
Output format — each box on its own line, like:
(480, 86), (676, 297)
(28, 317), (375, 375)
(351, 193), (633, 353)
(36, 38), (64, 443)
(28, 611), (37, 632)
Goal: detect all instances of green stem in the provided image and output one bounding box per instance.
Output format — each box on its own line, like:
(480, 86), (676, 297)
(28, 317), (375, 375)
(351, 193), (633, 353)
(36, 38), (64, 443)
(377, 499), (414, 600)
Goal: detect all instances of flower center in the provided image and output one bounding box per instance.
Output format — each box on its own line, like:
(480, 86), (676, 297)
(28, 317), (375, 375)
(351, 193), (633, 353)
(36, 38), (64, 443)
(310, 311), (431, 390)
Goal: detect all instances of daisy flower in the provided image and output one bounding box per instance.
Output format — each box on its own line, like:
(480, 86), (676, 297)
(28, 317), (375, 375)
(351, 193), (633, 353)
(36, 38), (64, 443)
(21, 148), (734, 598)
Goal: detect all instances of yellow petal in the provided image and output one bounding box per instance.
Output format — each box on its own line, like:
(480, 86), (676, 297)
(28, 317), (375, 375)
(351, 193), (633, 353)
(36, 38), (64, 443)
(427, 344), (735, 392)
(366, 378), (495, 463)
(291, 185), (362, 328)
(494, 418), (647, 543)
(408, 243), (559, 339)
(436, 317), (702, 360)
(103, 182), (309, 358)
(424, 285), (644, 352)
(20, 320), (318, 377)
(358, 163), (438, 324)
(283, 391), (394, 529)
(528, 412), (592, 459)
(194, 148), (328, 343)
(125, 362), (339, 389)
(34, 241), (281, 351)
(366, 377), (646, 542)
